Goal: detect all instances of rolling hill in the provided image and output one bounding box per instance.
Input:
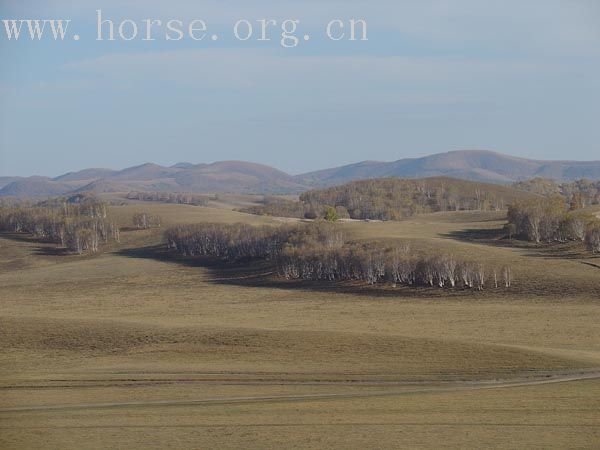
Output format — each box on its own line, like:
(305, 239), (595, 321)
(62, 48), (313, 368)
(174, 161), (305, 194)
(0, 177), (23, 190)
(53, 168), (117, 182)
(2, 150), (600, 198)
(109, 163), (181, 181)
(295, 150), (600, 187)
(0, 161), (306, 197)
(71, 179), (134, 194)
(0, 177), (73, 197)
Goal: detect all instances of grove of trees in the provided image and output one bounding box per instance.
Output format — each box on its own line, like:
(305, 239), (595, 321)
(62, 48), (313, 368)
(586, 222), (600, 253)
(242, 177), (521, 221)
(165, 222), (298, 261)
(240, 197), (308, 220)
(127, 191), (211, 206)
(507, 197), (600, 251)
(513, 178), (600, 208)
(132, 212), (162, 229)
(0, 195), (120, 255)
(277, 240), (511, 290)
(165, 221), (512, 290)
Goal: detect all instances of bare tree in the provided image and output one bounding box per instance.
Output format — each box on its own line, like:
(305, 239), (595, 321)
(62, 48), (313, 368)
(0, 197), (119, 255)
(585, 223), (600, 253)
(502, 266), (512, 288)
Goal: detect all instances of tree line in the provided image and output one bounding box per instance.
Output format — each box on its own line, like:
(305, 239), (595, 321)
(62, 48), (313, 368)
(127, 191), (212, 206)
(165, 222), (297, 261)
(241, 197), (313, 220)
(513, 178), (600, 209)
(506, 197), (600, 252)
(0, 195), (120, 255)
(165, 221), (512, 290)
(277, 241), (511, 290)
(242, 177), (522, 221)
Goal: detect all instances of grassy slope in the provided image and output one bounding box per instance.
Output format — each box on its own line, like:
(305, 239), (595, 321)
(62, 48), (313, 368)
(3, 381), (598, 450)
(1, 200), (599, 449)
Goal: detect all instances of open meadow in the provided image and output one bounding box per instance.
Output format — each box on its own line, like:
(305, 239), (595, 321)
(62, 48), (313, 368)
(3, 1), (599, 447)
(1, 198), (599, 449)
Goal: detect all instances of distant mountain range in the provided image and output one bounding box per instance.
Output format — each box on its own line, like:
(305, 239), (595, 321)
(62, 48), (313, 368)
(0, 161), (306, 197)
(296, 151), (600, 186)
(2, 150), (600, 198)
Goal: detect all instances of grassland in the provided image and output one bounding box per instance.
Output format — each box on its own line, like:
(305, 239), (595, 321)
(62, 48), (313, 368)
(1, 198), (599, 449)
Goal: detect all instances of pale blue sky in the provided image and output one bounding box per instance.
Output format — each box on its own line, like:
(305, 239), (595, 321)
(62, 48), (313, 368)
(1, 0), (599, 177)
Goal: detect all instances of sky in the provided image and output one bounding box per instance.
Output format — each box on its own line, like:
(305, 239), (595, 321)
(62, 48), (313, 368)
(1, 0), (599, 177)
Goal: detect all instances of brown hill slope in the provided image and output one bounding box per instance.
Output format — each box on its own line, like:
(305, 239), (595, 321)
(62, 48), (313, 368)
(0, 177), (23, 190)
(296, 150), (600, 187)
(53, 168), (117, 182)
(174, 161), (305, 194)
(0, 177), (73, 197)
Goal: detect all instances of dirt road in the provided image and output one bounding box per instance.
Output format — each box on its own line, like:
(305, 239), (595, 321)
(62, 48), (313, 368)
(2, 370), (599, 414)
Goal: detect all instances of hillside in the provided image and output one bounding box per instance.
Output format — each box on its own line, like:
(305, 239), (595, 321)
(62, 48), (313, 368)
(72, 179), (133, 194)
(0, 177), (73, 197)
(296, 150), (600, 187)
(0, 177), (23, 190)
(109, 163), (181, 181)
(53, 168), (117, 182)
(0, 161), (305, 197)
(174, 161), (305, 194)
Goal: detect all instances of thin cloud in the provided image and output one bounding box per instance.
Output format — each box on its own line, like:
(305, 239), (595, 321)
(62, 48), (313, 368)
(64, 49), (550, 89)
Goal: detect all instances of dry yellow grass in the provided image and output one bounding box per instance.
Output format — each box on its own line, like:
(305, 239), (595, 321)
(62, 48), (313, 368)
(1, 201), (599, 449)
(1, 380), (599, 449)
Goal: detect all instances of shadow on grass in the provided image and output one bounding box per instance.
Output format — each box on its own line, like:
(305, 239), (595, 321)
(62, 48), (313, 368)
(0, 232), (73, 256)
(443, 227), (509, 244)
(581, 261), (600, 270)
(30, 246), (73, 256)
(1, 232), (56, 245)
(529, 242), (597, 261)
(443, 228), (597, 261)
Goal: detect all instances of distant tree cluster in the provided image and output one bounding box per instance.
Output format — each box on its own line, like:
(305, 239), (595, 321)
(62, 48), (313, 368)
(243, 178), (516, 221)
(127, 191), (211, 206)
(241, 198), (350, 222)
(165, 221), (512, 290)
(37, 193), (109, 218)
(241, 197), (308, 219)
(301, 178), (513, 220)
(132, 212), (161, 229)
(0, 195), (119, 254)
(513, 178), (600, 209)
(507, 198), (600, 249)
